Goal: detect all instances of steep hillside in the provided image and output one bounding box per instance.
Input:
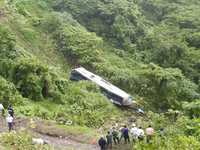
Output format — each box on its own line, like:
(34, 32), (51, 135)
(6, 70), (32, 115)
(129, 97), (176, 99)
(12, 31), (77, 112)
(0, 0), (124, 128)
(0, 0), (200, 149)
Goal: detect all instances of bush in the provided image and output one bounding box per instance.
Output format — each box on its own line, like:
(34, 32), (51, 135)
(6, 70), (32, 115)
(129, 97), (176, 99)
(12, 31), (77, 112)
(64, 81), (120, 127)
(0, 76), (23, 106)
(12, 59), (49, 100)
(133, 113), (200, 150)
(183, 100), (200, 118)
(0, 57), (69, 103)
(133, 135), (200, 150)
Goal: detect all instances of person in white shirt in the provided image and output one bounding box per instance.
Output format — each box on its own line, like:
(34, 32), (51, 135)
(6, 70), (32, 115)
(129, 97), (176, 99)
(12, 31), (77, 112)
(0, 104), (4, 112)
(0, 104), (4, 125)
(137, 127), (144, 141)
(0, 104), (4, 115)
(6, 114), (13, 132)
(130, 123), (138, 142)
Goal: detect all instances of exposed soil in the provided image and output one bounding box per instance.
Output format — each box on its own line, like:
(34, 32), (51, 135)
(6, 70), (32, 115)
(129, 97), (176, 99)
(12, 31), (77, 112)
(38, 133), (98, 150)
(0, 117), (99, 150)
(0, 110), (141, 150)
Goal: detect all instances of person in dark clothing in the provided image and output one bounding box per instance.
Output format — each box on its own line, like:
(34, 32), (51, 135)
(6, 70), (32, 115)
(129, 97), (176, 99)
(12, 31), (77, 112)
(112, 127), (120, 145)
(106, 131), (113, 149)
(123, 125), (130, 144)
(8, 104), (14, 117)
(98, 136), (107, 150)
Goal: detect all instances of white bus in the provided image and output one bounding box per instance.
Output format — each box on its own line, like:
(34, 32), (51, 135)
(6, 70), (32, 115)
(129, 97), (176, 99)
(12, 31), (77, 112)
(70, 67), (134, 106)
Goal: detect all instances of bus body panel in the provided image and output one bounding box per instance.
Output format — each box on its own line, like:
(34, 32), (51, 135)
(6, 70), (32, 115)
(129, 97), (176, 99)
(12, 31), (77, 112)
(70, 67), (134, 106)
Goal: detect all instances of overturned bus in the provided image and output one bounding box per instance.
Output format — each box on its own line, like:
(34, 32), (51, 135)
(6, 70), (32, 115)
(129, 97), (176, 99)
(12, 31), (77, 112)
(70, 67), (134, 106)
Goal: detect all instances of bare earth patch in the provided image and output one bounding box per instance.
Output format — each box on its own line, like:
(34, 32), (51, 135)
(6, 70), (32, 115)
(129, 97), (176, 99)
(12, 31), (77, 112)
(0, 118), (99, 150)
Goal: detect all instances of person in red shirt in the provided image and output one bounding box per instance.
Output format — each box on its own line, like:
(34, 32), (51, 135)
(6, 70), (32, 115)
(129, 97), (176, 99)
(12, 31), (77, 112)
(145, 125), (154, 143)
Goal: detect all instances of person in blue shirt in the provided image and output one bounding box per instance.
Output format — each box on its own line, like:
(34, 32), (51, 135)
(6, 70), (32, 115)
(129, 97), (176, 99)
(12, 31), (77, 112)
(98, 136), (107, 150)
(123, 125), (130, 144)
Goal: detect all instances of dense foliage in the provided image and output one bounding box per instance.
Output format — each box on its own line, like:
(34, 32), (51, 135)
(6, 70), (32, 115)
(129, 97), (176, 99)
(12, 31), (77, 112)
(0, 0), (199, 149)
(133, 112), (200, 149)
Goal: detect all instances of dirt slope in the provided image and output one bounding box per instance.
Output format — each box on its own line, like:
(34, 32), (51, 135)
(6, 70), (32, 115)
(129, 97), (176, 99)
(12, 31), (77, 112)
(0, 117), (99, 150)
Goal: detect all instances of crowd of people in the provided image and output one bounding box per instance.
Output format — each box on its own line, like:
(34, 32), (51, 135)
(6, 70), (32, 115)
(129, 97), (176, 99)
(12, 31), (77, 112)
(98, 123), (162, 150)
(0, 103), (15, 132)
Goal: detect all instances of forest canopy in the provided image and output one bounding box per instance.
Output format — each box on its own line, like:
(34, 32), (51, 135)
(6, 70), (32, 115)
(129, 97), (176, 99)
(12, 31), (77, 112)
(0, 0), (199, 149)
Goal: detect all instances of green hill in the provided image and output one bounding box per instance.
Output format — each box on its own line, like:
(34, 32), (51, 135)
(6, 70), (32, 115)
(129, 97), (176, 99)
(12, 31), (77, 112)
(0, 0), (200, 149)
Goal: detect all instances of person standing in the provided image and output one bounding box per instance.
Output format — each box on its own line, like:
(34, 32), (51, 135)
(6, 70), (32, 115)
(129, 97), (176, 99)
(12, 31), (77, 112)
(119, 126), (125, 143)
(0, 104), (4, 115)
(123, 125), (130, 144)
(130, 123), (138, 142)
(137, 127), (145, 141)
(8, 104), (14, 117)
(106, 131), (113, 149)
(6, 114), (13, 132)
(146, 125), (154, 143)
(98, 136), (107, 150)
(112, 127), (120, 145)
(0, 103), (4, 124)
(159, 128), (165, 138)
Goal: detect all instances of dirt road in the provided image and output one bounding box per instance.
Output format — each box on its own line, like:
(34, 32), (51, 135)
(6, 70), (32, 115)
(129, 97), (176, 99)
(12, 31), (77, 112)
(38, 133), (98, 150)
(0, 117), (99, 150)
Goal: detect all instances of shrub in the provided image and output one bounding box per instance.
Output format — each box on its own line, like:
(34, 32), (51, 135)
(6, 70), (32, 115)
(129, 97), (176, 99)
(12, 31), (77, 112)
(133, 135), (200, 150)
(133, 113), (200, 150)
(0, 76), (23, 106)
(63, 81), (120, 127)
(183, 100), (200, 118)
(12, 59), (49, 100)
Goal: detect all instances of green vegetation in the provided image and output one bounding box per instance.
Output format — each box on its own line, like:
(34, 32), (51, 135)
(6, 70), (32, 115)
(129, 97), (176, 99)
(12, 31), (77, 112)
(0, 0), (199, 149)
(0, 130), (52, 150)
(133, 112), (200, 149)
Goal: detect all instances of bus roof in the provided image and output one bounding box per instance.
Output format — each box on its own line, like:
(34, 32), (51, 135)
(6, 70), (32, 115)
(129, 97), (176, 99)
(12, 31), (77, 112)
(73, 67), (131, 99)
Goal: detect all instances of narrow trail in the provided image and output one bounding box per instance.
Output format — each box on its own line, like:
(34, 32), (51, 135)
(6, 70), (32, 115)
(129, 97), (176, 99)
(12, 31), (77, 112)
(0, 117), (99, 150)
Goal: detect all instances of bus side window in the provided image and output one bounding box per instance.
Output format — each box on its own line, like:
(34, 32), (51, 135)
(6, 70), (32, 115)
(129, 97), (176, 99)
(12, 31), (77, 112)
(100, 88), (123, 105)
(110, 93), (123, 104)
